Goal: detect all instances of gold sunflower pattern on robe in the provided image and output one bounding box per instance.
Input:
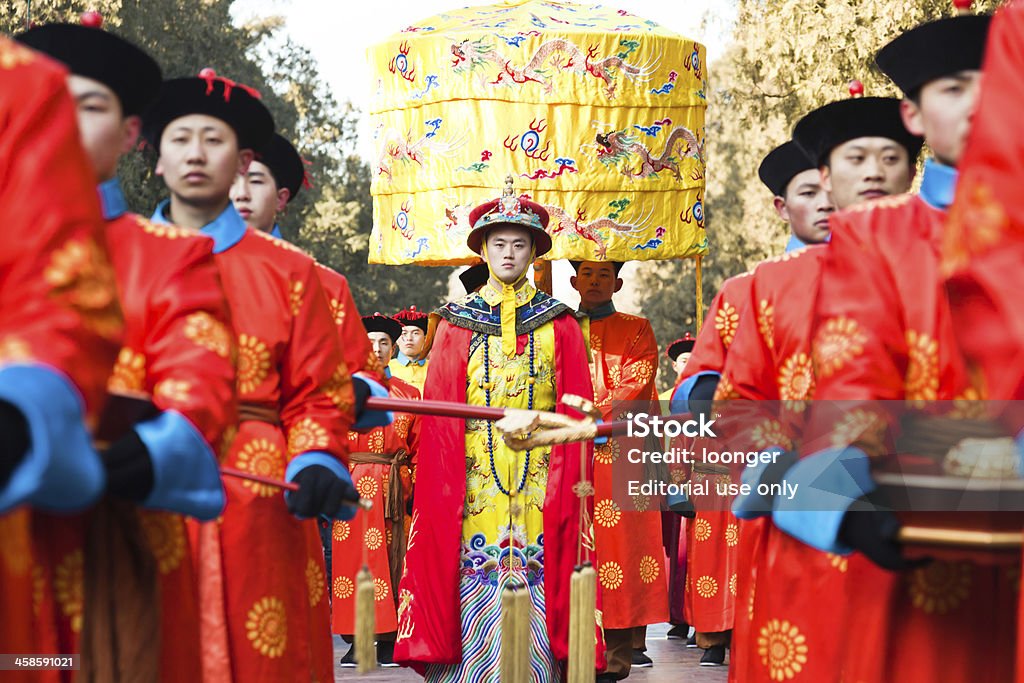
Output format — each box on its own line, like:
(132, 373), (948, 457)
(237, 334), (271, 395)
(813, 316), (867, 378)
(246, 596), (287, 658)
(716, 301), (739, 348)
(905, 330), (940, 402)
(306, 558), (324, 607)
(109, 348), (146, 392)
(139, 511), (185, 574)
(235, 438), (285, 497)
(183, 311), (232, 358)
(908, 561), (972, 615)
(54, 550), (84, 633)
(599, 561), (624, 590)
(758, 619), (809, 680)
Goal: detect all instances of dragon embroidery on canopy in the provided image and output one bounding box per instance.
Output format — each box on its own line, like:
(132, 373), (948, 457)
(376, 122), (466, 181)
(545, 204), (652, 259)
(595, 125), (705, 180)
(450, 37), (655, 98)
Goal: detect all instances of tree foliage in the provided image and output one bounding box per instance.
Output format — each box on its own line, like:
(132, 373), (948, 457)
(2, 0), (449, 314)
(640, 0), (1000, 390)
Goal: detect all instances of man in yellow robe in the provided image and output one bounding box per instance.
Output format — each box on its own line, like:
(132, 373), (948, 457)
(395, 180), (603, 681)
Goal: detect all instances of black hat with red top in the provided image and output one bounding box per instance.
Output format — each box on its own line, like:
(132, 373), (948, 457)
(142, 68), (274, 151)
(667, 333), (696, 360)
(362, 313), (402, 342)
(17, 12), (161, 116)
(257, 134), (307, 203)
(393, 306), (428, 333)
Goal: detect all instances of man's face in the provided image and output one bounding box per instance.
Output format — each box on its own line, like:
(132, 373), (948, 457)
(397, 326), (425, 358)
(231, 160), (289, 231)
(156, 114), (251, 208)
(822, 137), (914, 210)
(483, 226), (533, 285)
(67, 75), (139, 183)
(775, 168), (835, 244)
(671, 352), (692, 376)
(367, 331), (394, 368)
(570, 261), (622, 310)
(901, 71), (982, 167)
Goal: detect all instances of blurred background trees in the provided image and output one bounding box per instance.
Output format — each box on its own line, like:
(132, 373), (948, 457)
(1, 0), (449, 313)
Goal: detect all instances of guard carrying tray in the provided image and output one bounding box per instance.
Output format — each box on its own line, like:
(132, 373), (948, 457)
(875, 472), (1024, 564)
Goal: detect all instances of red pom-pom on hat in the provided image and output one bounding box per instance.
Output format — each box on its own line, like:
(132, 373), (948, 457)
(80, 10), (103, 28)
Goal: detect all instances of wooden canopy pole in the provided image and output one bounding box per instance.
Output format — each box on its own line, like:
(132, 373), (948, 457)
(694, 254), (704, 329)
(533, 258), (553, 295)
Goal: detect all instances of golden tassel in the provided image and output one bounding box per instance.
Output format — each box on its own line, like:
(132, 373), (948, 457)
(568, 563), (597, 683)
(354, 565), (376, 673)
(500, 581), (531, 683)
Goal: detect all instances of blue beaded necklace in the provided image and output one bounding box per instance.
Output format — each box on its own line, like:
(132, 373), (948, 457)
(485, 329), (534, 496)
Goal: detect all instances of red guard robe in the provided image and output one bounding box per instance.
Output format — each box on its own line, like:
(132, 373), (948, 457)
(308, 262), (374, 670)
(587, 310), (668, 630)
(31, 208), (237, 683)
(394, 295), (603, 672)
(332, 376), (420, 635)
(940, 7), (1024, 680)
(716, 246), (850, 683)
(316, 263), (379, 379)
(0, 42), (123, 679)
(808, 192), (1017, 683)
(155, 214), (355, 683)
(674, 273), (752, 639)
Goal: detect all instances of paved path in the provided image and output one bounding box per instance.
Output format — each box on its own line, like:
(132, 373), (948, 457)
(334, 623), (730, 682)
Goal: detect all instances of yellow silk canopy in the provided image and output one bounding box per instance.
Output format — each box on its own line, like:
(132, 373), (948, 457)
(368, 0), (708, 266)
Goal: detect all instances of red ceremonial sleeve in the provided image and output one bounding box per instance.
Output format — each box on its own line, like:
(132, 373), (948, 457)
(944, 0), (1024, 417)
(129, 222), (238, 454)
(316, 264), (382, 380)
(280, 259), (354, 465)
(616, 318), (659, 404)
(0, 42), (122, 416)
(809, 217), (907, 456)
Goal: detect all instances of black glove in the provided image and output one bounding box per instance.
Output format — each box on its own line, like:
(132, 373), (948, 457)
(669, 496), (697, 518)
(100, 431), (155, 502)
(688, 374), (719, 422)
(839, 497), (926, 571)
(0, 400), (31, 488)
(287, 465), (359, 519)
(353, 377), (371, 418)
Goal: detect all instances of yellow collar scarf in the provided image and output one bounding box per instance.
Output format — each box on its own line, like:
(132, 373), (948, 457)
(480, 244), (536, 357)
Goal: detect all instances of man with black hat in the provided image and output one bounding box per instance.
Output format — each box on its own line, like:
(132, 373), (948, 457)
(569, 259), (667, 679)
(773, 4), (1009, 681)
(394, 177), (603, 677)
(231, 132), (383, 384)
(389, 305), (430, 392)
(333, 313), (420, 668)
(660, 137), (838, 670)
(939, 4), (1024, 675)
(144, 70), (364, 681)
(759, 141), (836, 251)
(711, 88), (924, 682)
(0, 35), (123, 660)
(661, 334), (696, 402)
(17, 16), (238, 680)
(229, 129), (394, 675)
